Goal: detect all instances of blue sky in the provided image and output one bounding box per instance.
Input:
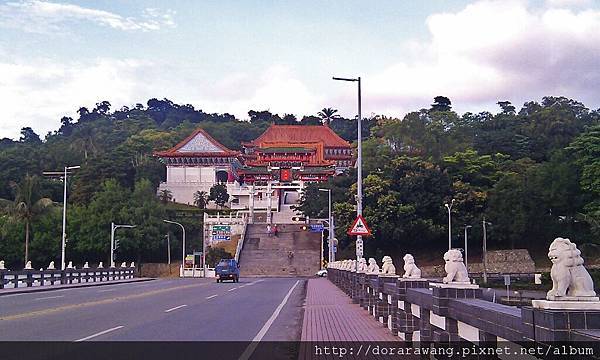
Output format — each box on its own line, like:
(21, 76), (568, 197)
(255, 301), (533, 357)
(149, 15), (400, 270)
(1, 0), (599, 139)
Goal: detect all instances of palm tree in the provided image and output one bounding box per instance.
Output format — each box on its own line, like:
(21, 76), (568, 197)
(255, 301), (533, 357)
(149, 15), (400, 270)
(317, 107), (340, 126)
(193, 191), (208, 209)
(0, 174), (53, 265)
(158, 189), (173, 204)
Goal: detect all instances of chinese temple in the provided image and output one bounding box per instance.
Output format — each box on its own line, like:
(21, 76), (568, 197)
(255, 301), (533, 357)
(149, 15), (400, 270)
(155, 124), (353, 216)
(239, 125), (353, 184)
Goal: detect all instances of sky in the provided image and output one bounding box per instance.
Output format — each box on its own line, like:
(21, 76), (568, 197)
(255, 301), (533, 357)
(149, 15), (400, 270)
(0, 0), (599, 139)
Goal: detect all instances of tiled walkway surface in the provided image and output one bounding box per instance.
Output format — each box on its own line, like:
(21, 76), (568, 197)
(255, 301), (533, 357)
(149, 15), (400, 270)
(301, 278), (399, 342)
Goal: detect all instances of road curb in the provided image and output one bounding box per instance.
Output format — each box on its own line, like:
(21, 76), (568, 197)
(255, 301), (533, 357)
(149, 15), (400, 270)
(0, 277), (156, 296)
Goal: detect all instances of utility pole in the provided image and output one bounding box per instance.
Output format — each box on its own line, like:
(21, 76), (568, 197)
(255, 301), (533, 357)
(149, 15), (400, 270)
(464, 225), (472, 272)
(483, 217), (492, 284)
(333, 76), (362, 263)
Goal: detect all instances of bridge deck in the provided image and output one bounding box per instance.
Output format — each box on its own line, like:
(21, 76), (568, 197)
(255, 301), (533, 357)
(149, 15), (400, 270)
(301, 277), (400, 342)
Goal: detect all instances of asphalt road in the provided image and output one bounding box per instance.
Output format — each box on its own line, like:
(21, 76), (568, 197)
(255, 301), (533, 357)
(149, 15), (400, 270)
(0, 277), (307, 345)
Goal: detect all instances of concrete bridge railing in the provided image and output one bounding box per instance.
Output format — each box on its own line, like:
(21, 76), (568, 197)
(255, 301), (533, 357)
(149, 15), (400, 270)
(327, 268), (600, 346)
(0, 266), (136, 289)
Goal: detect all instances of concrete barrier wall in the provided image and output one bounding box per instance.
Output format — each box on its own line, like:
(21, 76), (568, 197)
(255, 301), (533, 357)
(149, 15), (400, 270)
(328, 268), (600, 345)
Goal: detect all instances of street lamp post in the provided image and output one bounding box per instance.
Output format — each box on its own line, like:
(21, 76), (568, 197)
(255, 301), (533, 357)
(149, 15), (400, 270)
(464, 225), (472, 272)
(319, 188), (333, 265)
(110, 222), (135, 267)
(444, 199), (456, 250)
(163, 220), (186, 275)
(164, 234), (171, 264)
(482, 218), (492, 284)
(57, 165), (80, 270)
(333, 76), (362, 262)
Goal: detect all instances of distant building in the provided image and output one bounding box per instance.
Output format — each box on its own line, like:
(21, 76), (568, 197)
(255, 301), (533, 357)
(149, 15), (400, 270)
(155, 125), (353, 221)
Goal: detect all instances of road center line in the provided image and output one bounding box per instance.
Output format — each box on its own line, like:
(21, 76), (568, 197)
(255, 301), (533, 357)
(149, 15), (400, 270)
(98, 289), (117, 293)
(165, 304), (187, 313)
(228, 287), (238, 292)
(205, 294), (218, 299)
(75, 326), (124, 342)
(34, 295), (64, 301)
(239, 280), (300, 360)
(0, 293), (25, 298)
(0, 283), (206, 321)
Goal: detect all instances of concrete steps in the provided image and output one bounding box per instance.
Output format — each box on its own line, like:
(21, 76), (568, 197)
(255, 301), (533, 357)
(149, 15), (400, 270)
(239, 223), (321, 277)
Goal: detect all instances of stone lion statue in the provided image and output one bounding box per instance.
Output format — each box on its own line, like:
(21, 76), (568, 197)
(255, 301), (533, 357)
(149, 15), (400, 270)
(24, 261), (32, 270)
(367, 258), (380, 274)
(402, 254), (422, 279)
(83, 262), (90, 269)
(547, 237), (596, 300)
(350, 259), (357, 271)
(443, 249), (469, 284)
(0, 260), (5, 270)
(98, 262), (104, 268)
(357, 257), (367, 273)
(47, 261), (55, 270)
(381, 256), (397, 275)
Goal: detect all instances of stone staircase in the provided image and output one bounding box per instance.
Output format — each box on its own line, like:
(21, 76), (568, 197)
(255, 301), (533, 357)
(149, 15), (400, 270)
(239, 223), (321, 277)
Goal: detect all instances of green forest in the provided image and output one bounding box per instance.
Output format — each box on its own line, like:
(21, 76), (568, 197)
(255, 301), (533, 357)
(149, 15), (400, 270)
(1, 96), (600, 269)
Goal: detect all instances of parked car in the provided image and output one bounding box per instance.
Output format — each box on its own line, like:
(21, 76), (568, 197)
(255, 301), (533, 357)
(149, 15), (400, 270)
(316, 269), (328, 277)
(215, 259), (240, 283)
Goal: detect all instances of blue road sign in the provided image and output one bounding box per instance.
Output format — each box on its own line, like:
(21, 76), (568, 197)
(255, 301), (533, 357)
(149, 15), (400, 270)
(309, 224), (324, 232)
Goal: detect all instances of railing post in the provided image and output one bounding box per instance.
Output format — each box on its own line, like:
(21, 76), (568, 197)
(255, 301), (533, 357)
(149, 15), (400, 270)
(0, 270), (5, 289)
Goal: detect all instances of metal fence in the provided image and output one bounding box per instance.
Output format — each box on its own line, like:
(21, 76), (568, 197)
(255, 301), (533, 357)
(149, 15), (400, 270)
(0, 267), (136, 289)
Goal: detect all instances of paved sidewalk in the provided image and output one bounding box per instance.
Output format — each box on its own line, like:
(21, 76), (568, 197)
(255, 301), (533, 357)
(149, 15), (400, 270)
(301, 278), (399, 342)
(0, 277), (154, 296)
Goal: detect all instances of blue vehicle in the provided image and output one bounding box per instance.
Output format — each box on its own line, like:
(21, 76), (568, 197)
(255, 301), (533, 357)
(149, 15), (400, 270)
(215, 259), (240, 283)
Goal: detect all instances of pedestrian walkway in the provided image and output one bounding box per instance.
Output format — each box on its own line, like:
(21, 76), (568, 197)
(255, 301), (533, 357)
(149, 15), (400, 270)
(301, 277), (399, 342)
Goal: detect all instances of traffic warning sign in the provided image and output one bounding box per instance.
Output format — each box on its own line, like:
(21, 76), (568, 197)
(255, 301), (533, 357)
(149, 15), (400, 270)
(347, 215), (371, 236)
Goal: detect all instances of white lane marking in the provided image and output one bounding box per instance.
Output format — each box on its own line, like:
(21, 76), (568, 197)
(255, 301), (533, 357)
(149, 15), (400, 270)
(98, 288), (117, 293)
(228, 287), (238, 292)
(0, 293), (26, 298)
(165, 304), (187, 313)
(205, 294), (218, 299)
(75, 326), (124, 342)
(238, 284), (247, 288)
(239, 280), (300, 360)
(34, 295), (64, 301)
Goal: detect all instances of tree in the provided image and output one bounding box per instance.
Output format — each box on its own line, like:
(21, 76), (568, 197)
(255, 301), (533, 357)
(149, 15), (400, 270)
(158, 189), (173, 204)
(318, 108), (340, 126)
(209, 184), (229, 208)
(497, 101), (516, 115)
(430, 96), (452, 112)
(193, 191), (208, 209)
(19, 127), (41, 143)
(0, 174), (53, 265)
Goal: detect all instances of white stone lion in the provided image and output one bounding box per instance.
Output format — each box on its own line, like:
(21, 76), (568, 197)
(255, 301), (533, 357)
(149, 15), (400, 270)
(24, 261), (32, 270)
(547, 237), (596, 300)
(402, 254), (422, 279)
(367, 258), (380, 274)
(357, 257), (367, 273)
(443, 249), (469, 284)
(381, 256), (396, 275)
(47, 261), (55, 270)
(0, 260), (5, 270)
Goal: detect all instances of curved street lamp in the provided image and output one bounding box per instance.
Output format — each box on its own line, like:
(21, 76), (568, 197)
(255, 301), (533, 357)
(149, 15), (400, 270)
(163, 220), (186, 274)
(444, 199), (456, 250)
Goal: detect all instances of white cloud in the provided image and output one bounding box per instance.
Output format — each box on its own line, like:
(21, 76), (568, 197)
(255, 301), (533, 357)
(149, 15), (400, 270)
(361, 0), (600, 117)
(2, 0), (600, 139)
(0, 58), (159, 138)
(0, 1), (175, 33)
